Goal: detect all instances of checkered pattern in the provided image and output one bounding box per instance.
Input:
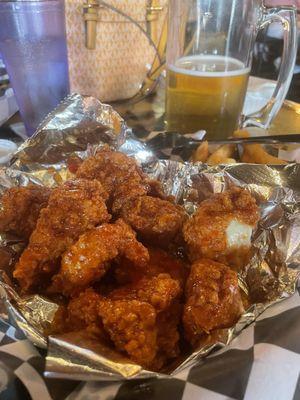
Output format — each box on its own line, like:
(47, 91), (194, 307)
(1, 286), (300, 400)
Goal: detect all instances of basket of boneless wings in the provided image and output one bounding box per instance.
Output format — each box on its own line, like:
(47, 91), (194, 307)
(0, 94), (299, 380)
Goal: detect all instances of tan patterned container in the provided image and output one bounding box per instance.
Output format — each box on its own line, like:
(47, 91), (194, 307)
(65, 0), (168, 101)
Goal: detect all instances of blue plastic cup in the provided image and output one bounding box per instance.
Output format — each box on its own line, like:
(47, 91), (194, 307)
(0, 0), (70, 136)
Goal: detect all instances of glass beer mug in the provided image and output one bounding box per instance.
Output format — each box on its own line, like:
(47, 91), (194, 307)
(165, 0), (297, 138)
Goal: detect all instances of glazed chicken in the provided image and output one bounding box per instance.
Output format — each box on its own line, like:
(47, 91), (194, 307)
(51, 288), (105, 337)
(120, 195), (186, 247)
(0, 185), (51, 239)
(114, 247), (187, 287)
(153, 301), (182, 369)
(183, 259), (244, 346)
(13, 179), (110, 292)
(183, 187), (259, 269)
(52, 272), (182, 369)
(50, 219), (149, 296)
(99, 298), (157, 368)
(76, 147), (185, 246)
(108, 273), (182, 367)
(76, 146), (148, 209)
(109, 273), (181, 313)
(0, 145), (260, 372)
(52, 288), (158, 368)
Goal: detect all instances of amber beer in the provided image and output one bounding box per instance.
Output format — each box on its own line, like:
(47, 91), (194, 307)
(165, 55), (250, 138)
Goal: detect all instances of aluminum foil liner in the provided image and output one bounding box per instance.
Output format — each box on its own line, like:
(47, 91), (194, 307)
(0, 93), (300, 381)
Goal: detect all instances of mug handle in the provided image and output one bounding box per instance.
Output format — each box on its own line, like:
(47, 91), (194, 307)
(242, 6), (297, 129)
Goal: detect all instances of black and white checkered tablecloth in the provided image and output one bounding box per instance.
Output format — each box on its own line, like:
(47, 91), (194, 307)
(1, 285), (300, 400)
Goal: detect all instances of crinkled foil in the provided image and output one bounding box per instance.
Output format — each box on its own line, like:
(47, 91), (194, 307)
(0, 94), (300, 381)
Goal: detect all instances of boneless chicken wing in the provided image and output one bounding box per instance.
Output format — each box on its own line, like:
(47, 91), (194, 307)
(76, 147), (148, 205)
(183, 187), (259, 269)
(1, 143), (263, 373)
(65, 288), (102, 330)
(120, 196), (186, 247)
(109, 273), (181, 312)
(183, 259), (244, 346)
(51, 288), (103, 335)
(50, 219), (149, 296)
(114, 247), (187, 287)
(152, 301), (182, 370)
(0, 185), (51, 239)
(98, 298), (157, 368)
(76, 147), (168, 215)
(13, 179), (110, 292)
(109, 273), (182, 367)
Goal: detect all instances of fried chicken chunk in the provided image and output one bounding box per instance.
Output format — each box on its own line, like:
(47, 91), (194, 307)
(183, 187), (259, 269)
(51, 288), (103, 335)
(0, 185), (51, 239)
(76, 147), (148, 205)
(109, 273), (181, 313)
(120, 196), (186, 247)
(50, 219), (149, 296)
(183, 259), (244, 346)
(115, 247), (187, 287)
(98, 298), (157, 368)
(109, 273), (182, 367)
(66, 288), (102, 330)
(13, 179), (110, 292)
(76, 147), (168, 215)
(152, 301), (182, 370)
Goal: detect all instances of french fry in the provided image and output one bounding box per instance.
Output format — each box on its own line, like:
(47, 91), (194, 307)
(207, 144), (236, 165)
(192, 129), (286, 165)
(192, 140), (209, 162)
(233, 129), (250, 138)
(234, 129), (287, 164)
(241, 144), (287, 165)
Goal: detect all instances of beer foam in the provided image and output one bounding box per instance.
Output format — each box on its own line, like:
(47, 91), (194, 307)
(168, 55), (250, 77)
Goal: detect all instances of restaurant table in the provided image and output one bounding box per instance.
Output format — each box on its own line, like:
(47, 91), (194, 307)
(0, 80), (300, 400)
(113, 76), (300, 138)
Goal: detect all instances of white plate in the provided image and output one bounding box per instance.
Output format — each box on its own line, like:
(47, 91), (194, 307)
(0, 139), (17, 165)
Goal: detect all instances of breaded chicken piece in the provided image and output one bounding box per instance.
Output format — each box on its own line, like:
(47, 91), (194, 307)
(114, 247), (187, 287)
(151, 301), (182, 370)
(120, 196), (186, 247)
(0, 185), (51, 239)
(109, 273), (182, 368)
(50, 219), (149, 296)
(76, 147), (148, 205)
(66, 288), (102, 330)
(183, 259), (244, 346)
(111, 179), (148, 215)
(52, 277), (181, 369)
(76, 147), (168, 215)
(51, 288), (103, 334)
(98, 298), (157, 368)
(13, 179), (110, 292)
(109, 273), (181, 313)
(183, 187), (259, 269)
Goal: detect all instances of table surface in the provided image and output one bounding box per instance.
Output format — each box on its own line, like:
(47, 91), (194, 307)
(1, 77), (300, 144)
(1, 81), (300, 400)
(113, 78), (300, 138)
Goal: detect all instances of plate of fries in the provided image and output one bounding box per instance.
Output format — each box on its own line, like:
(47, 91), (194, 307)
(191, 130), (300, 165)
